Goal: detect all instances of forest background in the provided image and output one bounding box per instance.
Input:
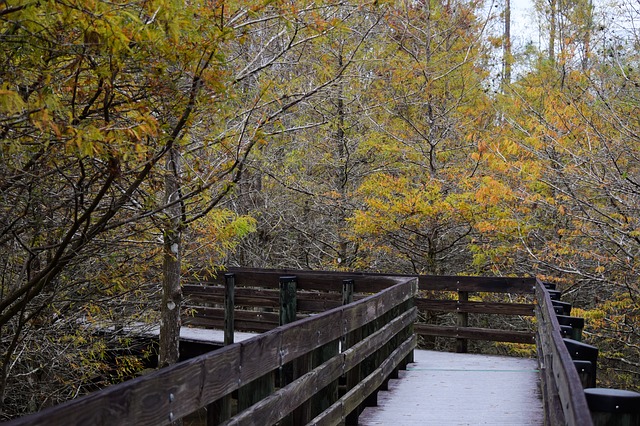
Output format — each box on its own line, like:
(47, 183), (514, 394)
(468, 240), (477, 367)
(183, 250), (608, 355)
(1, 0), (639, 420)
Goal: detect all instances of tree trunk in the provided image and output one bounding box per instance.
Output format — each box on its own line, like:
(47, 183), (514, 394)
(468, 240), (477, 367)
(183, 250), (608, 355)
(503, 0), (512, 90)
(549, 0), (557, 63)
(159, 147), (183, 370)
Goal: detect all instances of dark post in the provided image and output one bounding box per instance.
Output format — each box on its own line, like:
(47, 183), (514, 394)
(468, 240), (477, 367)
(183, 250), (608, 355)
(548, 290), (562, 300)
(573, 360), (595, 389)
(207, 273), (235, 425)
(280, 275), (298, 326)
(564, 338), (598, 388)
(237, 372), (276, 413)
(279, 275), (298, 392)
(341, 279), (354, 352)
(343, 279), (362, 426)
(456, 290), (469, 353)
(557, 315), (585, 341)
(310, 338), (340, 419)
(585, 388), (640, 426)
(342, 279), (354, 304)
(237, 274), (279, 413)
(552, 300), (572, 316)
(307, 280), (351, 419)
(278, 276), (302, 425)
(224, 273), (235, 346)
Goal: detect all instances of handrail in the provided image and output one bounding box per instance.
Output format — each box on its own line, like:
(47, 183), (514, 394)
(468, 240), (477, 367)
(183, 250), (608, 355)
(184, 271), (539, 349)
(4, 269), (598, 425)
(183, 268), (409, 332)
(6, 275), (417, 426)
(414, 275), (537, 352)
(535, 278), (593, 426)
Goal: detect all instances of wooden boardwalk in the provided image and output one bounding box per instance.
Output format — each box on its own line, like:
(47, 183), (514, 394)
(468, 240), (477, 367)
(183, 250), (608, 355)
(359, 349), (544, 425)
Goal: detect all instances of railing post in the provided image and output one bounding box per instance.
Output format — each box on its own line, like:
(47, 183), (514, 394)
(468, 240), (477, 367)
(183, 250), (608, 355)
(223, 273), (235, 346)
(557, 315), (584, 341)
(456, 290), (469, 353)
(342, 279), (363, 426)
(341, 279), (354, 351)
(307, 279), (345, 420)
(278, 276), (310, 425)
(207, 273), (235, 425)
(279, 275), (298, 327)
(564, 338), (598, 388)
(585, 388), (640, 426)
(403, 280), (416, 365)
(238, 276), (290, 414)
(342, 279), (354, 304)
(279, 275), (298, 390)
(310, 338), (340, 419)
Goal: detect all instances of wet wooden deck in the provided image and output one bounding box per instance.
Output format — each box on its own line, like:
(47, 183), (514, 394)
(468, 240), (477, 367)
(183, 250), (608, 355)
(359, 349), (544, 425)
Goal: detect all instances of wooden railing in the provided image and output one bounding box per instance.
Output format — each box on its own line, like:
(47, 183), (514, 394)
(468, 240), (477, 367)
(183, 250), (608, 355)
(183, 270), (538, 352)
(5, 268), (601, 426)
(182, 268), (404, 333)
(414, 275), (537, 352)
(535, 278), (593, 426)
(182, 270), (595, 425)
(6, 272), (417, 426)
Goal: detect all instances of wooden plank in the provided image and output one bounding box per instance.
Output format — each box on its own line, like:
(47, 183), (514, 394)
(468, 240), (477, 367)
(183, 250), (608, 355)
(343, 309), (417, 371)
(224, 342), (346, 426)
(342, 278), (418, 336)
(185, 309), (280, 332)
(419, 275), (536, 294)
(187, 306), (280, 324)
(309, 335), (416, 425)
(185, 286), (343, 313)
(415, 324), (535, 344)
(184, 285), (280, 309)
(188, 268), (403, 293)
(359, 349), (544, 425)
(184, 316), (276, 333)
(297, 295), (343, 312)
(416, 299), (536, 316)
(280, 311), (344, 366)
(6, 343), (242, 426)
(238, 329), (282, 386)
(536, 298), (565, 425)
(187, 270), (535, 295)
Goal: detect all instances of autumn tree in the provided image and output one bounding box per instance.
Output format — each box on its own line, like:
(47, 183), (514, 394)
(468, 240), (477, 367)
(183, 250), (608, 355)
(1, 0), (375, 418)
(494, 0), (640, 389)
(231, 3), (386, 270)
(347, 0), (499, 275)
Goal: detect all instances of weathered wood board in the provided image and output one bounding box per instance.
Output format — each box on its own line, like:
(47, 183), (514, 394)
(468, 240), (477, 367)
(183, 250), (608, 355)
(359, 349), (544, 425)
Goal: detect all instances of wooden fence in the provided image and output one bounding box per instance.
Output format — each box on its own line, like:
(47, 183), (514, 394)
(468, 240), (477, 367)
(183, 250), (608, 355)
(182, 268), (410, 332)
(185, 269), (538, 353)
(6, 272), (417, 426)
(5, 268), (598, 426)
(414, 275), (537, 352)
(535, 278), (593, 426)
(182, 269), (594, 425)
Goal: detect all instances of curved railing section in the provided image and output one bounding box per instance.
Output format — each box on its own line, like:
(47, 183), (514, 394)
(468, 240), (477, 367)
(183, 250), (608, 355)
(6, 273), (418, 426)
(535, 278), (593, 426)
(6, 269), (616, 426)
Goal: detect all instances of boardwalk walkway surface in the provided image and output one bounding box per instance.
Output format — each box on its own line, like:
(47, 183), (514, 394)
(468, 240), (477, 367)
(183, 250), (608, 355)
(359, 349), (544, 425)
